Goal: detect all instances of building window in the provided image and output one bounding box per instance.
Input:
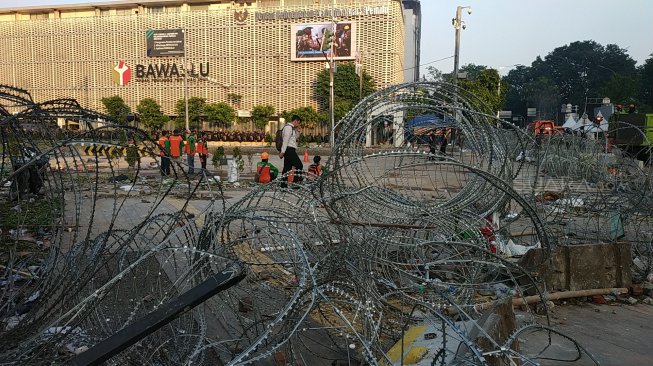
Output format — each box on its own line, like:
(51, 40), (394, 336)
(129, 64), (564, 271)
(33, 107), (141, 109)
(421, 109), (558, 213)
(257, 0), (281, 7)
(30, 13), (49, 20)
(165, 6), (181, 13)
(189, 4), (210, 12)
(115, 8), (132, 16)
(149, 6), (163, 14)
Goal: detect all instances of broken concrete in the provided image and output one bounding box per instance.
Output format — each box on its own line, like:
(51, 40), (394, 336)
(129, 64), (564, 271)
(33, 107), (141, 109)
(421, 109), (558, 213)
(519, 242), (632, 291)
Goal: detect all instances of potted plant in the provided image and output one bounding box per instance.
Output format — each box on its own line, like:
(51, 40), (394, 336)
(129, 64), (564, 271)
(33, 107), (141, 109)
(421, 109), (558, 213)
(212, 146), (226, 169)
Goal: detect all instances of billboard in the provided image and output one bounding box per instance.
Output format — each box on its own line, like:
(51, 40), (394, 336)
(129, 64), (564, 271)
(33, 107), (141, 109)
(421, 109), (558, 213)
(146, 29), (185, 57)
(291, 22), (356, 61)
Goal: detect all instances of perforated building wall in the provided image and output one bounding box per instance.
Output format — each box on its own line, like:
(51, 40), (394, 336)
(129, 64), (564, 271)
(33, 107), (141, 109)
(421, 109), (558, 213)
(0, 0), (407, 117)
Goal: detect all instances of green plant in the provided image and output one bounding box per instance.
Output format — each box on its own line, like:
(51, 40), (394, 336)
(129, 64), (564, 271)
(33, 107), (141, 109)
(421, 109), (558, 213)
(125, 145), (140, 168)
(264, 133), (273, 146)
(232, 147), (245, 174)
(245, 151), (254, 172)
(101, 95), (131, 125)
(212, 146), (226, 169)
(137, 98), (168, 131)
(204, 102), (236, 128)
(251, 105), (275, 130)
(297, 134), (310, 148)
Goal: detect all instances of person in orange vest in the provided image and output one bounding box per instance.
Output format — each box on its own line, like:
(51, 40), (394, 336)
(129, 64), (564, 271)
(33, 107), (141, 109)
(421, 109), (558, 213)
(196, 132), (209, 172)
(255, 152), (278, 184)
(184, 129), (197, 175)
(307, 155), (322, 178)
(158, 130), (171, 176)
(169, 129), (184, 174)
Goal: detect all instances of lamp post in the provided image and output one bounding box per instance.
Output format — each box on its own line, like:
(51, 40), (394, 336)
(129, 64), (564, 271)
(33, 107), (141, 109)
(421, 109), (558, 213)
(329, 19), (336, 147)
(182, 29), (189, 131)
(451, 6), (471, 147)
(452, 6), (471, 86)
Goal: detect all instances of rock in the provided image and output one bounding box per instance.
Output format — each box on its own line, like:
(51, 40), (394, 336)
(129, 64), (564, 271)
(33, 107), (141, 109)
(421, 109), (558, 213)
(74, 346), (89, 355)
(630, 284), (643, 297)
(642, 297), (653, 305)
(238, 297), (253, 313)
(108, 174), (129, 183)
(592, 295), (607, 304)
(424, 332), (438, 340)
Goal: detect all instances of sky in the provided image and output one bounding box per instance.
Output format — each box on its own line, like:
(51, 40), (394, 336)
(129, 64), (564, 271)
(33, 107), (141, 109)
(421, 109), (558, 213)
(2, 0), (652, 77)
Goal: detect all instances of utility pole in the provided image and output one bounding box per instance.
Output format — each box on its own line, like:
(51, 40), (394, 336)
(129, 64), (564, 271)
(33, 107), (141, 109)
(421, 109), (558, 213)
(183, 29), (189, 131)
(452, 6), (471, 86)
(452, 6), (471, 144)
(329, 20), (336, 146)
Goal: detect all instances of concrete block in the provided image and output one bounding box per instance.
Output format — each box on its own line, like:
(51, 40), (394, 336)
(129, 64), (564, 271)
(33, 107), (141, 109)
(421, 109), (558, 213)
(519, 242), (632, 292)
(463, 298), (519, 366)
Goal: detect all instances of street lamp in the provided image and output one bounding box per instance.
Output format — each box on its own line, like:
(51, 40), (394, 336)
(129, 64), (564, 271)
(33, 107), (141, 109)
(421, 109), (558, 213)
(452, 6), (471, 86)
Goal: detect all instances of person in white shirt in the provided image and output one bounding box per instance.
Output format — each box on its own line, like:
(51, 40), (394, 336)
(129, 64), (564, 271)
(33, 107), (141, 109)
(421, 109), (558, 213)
(278, 115), (303, 184)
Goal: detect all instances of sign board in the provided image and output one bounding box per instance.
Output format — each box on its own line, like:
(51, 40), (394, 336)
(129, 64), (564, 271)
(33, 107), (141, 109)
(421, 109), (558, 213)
(237, 110), (252, 118)
(498, 111), (512, 119)
(291, 22), (356, 61)
(527, 108), (537, 117)
(147, 29), (185, 57)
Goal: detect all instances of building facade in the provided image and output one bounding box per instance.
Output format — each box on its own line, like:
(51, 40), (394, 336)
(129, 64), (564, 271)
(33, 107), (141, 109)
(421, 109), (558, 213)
(0, 0), (420, 119)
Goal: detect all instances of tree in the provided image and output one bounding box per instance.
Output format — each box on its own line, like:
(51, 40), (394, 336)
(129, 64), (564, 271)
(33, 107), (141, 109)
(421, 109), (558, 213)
(251, 105), (275, 130)
(101, 95), (131, 125)
(523, 76), (559, 119)
(227, 93), (242, 108)
(204, 102), (235, 128)
(315, 62), (376, 121)
(459, 68), (505, 113)
(137, 98), (168, 131)
(534, 41), (637, 106)
(175, 97), (206, 130)
(639, 54), (653, 111)
(281, 106), (320, 127)
(458, 63), (487, 80)
(425, 66), (446, 82)
(503, 41), (640, 118)
(600, 74), (640, 106)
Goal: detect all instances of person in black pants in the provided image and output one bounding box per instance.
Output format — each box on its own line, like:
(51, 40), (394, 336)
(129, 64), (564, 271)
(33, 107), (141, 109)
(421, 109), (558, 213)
(278, 115), (303, 185)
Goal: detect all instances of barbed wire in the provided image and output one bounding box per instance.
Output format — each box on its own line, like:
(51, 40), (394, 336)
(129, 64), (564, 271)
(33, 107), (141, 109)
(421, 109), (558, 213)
(1, 82), (650, 365)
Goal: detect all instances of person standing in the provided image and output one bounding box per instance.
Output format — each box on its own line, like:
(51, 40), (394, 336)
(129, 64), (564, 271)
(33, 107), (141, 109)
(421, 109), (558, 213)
(184, 129), (197, 175)
(169, 129), (184, 173)
(196, 132), (209, 172)
(278, 115), (303, 185)
(440, 128), (450, 156)
(158, 130), (171, 176)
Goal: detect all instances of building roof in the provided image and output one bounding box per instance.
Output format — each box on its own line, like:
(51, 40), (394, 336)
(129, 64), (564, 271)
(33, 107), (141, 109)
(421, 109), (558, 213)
(0, 0), (229, 14)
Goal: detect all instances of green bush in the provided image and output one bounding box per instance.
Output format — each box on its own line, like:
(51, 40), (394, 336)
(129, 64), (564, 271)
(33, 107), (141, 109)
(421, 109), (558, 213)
(212, 146), (225, 168)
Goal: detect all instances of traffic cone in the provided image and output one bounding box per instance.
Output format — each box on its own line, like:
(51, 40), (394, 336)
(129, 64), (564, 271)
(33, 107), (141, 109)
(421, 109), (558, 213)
(303, 149), (309, 162)
(288, 168), (295, 183)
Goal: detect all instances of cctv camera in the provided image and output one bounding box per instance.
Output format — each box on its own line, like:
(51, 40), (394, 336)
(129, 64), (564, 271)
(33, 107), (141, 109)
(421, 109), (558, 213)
(467, 8), (472, 15)
(462, 24), (466, 30)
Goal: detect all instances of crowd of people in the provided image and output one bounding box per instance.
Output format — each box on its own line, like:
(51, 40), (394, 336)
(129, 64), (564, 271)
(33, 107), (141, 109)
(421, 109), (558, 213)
(157, 129), (208, 177)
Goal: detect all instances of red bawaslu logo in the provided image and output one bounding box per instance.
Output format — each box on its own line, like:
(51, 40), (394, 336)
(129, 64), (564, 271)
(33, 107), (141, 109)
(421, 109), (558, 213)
(112, 61), (131, 86)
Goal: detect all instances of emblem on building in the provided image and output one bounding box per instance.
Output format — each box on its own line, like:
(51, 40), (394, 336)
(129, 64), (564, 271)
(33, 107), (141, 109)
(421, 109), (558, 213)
(112, 61), (131, 86)
(234, 9), (248, 24)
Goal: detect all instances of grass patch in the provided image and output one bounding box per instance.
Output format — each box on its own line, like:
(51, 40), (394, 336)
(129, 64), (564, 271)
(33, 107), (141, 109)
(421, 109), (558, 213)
(0, 196), (63, 230)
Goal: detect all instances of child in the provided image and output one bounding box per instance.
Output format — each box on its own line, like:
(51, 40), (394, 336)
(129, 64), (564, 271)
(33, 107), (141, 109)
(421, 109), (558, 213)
(255, 152), (279, 183)
(308, 155), (322, 177)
